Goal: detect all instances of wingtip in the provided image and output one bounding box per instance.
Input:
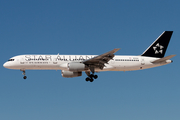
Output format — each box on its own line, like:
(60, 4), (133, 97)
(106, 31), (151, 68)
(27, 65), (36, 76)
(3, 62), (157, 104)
(114, 48), (120, 51)
(171, 54), (176, 57)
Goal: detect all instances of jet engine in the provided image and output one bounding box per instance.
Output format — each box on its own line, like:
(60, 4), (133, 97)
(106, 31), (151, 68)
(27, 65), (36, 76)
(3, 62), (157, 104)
(68, 62), (87, 71)
(61, 70), (82, 78)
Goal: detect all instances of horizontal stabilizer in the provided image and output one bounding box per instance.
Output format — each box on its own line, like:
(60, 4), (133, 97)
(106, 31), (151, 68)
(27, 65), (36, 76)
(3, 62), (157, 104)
(152, 55), (176, 63)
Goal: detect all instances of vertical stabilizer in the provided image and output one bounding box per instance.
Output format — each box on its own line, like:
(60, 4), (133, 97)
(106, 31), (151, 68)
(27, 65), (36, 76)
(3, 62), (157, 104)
(141, 31), (173, 58)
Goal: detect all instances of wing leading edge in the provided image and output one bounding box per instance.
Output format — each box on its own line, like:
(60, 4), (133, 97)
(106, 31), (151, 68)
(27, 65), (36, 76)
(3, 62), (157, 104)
(82, 48), (120, 69)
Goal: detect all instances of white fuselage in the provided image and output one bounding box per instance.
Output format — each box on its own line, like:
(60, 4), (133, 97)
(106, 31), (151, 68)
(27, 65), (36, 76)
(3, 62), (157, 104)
(3, 31), (174, 81)
(3, 54), (171, 72)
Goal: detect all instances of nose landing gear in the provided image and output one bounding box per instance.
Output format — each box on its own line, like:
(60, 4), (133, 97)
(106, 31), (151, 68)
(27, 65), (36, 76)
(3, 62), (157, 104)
(21, 70), (27, 79)
(23, 76), (27, 79)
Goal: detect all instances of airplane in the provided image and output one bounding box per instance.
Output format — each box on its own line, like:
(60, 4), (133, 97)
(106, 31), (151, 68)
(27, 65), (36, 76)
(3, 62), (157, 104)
(3, 31), (175, 82)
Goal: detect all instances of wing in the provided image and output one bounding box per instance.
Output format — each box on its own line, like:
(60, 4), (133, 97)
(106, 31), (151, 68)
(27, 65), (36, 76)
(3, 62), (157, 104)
(82, 48), (120, 71)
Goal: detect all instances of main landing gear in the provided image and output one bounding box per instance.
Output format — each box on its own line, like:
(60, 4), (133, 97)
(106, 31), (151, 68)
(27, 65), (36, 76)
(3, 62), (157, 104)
(21, 70), (27, 79)
(85, 70), (98, 82)
(85, 74), (98, 82)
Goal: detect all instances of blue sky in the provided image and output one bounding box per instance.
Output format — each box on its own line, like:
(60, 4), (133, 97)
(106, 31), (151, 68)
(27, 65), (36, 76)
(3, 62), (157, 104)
(0, 0), (180, 120)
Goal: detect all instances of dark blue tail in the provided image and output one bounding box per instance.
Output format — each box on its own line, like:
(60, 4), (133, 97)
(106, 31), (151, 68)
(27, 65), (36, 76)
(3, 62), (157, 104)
(141, 31), (173, 58)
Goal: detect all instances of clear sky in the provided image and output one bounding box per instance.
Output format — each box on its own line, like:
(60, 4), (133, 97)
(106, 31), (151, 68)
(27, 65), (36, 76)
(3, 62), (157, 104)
(0, 0), (180, 120)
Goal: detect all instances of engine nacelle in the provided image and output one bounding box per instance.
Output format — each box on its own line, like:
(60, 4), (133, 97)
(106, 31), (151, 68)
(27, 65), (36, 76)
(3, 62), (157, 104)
(68, 62), (87, 71)
(61, 70), (82, 78)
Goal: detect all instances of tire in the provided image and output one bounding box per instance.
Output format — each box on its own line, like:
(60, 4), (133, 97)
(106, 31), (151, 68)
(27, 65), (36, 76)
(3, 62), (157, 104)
(23, 76), (27, 79)
(94, 75), (98, 79)
(86, 77), (90, 81)
(90, 79), (94, 82)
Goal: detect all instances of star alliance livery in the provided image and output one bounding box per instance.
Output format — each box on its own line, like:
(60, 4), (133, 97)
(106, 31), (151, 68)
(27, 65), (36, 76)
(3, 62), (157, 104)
(3, 31), (175, 82)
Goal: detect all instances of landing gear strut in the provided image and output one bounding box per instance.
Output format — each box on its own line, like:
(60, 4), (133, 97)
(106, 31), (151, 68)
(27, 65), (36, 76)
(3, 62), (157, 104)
(21, 70), (27, 79)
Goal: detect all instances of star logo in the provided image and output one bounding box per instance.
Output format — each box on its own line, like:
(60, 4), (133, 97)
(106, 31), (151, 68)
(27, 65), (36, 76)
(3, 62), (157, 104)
(153, 43), (164, 54)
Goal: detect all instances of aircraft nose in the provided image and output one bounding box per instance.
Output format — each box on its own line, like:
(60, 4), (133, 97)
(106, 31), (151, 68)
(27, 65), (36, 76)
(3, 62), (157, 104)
(3, 62), (9, 68)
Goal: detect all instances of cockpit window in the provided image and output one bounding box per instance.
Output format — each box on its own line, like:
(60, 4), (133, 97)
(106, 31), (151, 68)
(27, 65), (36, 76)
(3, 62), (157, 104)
(8, 59), (14, 61)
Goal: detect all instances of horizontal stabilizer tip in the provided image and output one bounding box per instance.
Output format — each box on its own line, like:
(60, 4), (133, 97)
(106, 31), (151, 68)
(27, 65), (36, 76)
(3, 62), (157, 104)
(152, 54), (176, 63)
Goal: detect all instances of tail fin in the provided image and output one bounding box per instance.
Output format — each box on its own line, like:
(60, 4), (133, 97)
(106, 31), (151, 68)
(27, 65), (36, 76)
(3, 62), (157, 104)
(141, 31), (173, 58)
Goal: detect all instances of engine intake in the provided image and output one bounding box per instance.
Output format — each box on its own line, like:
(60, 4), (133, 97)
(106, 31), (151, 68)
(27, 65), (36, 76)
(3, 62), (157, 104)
(61, 70), (82, 78)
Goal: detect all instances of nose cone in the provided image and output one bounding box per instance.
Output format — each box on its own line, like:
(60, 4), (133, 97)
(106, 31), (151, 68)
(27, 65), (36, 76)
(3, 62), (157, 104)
(3, 62), (10, 69)
(3, 61), (18, 69)
(3, 62), (8, 68)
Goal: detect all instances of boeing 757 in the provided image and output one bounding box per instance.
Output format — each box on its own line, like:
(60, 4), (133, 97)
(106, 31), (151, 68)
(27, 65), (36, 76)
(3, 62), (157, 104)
(3, 31), (175, 82)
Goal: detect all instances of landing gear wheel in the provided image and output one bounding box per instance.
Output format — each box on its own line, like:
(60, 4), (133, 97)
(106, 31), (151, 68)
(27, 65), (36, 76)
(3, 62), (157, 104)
(23, 76), (27, 79)
(86, 77), (90, 82)
(90, 79), (94, 82)
(90, 74), (98, 79)
(85, 70), (98, 82)
(94, 75), (98, 79)
(85, 77), (94, 82)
